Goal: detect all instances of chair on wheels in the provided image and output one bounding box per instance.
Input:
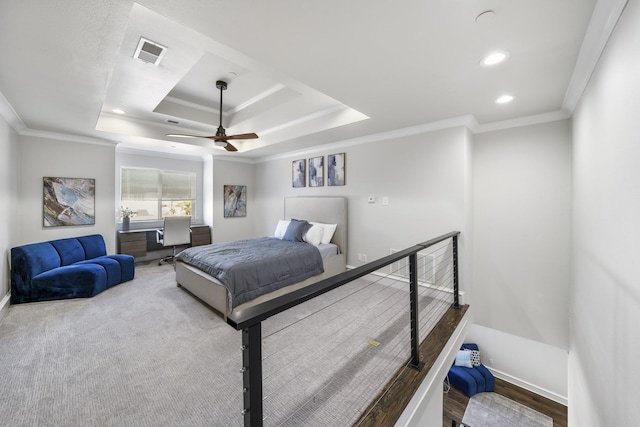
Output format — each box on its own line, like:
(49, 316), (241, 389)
(156, 216), (192, 267)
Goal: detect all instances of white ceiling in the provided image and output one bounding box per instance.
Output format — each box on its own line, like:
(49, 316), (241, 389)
(0, 0), (604, 160)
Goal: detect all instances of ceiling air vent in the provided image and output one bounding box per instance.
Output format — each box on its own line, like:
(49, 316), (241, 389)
(133, 37), (167, 66)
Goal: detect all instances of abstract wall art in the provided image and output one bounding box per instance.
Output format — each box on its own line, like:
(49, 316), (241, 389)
(292, 159), (306, 188)
(328, 153), (346, 186)
(223, 185), (247, 217)
(308, 156), (324, 187)
(43, 177), (95, 227)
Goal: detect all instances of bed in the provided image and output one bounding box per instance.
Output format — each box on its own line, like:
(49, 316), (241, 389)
(174, 197), (347, 319)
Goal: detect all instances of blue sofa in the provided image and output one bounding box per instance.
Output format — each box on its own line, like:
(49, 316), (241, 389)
(11, 234), (135, 304)
(448, 343), (495, 397)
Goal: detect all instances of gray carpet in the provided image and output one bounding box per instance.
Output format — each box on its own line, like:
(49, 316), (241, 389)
(461, 392), (553, 427)
(0, 262), (449, 426)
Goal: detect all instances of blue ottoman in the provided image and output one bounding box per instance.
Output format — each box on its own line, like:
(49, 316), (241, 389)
(448, 343), (495, 397)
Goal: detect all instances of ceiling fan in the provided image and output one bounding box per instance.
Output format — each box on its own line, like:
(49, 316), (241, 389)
(166, 80), (259, 152)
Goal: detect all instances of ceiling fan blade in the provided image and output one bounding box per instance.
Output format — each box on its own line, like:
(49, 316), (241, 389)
(224, 142), (238, 152)
(166, 133), (214, 139)
(167, 133), (258, 141)
(225, 133), (259, 140)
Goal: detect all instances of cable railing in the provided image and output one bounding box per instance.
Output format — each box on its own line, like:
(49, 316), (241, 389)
(227, 231), (461, 427)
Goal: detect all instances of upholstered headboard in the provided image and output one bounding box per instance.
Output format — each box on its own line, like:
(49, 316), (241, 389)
(284, 197), (348, 256)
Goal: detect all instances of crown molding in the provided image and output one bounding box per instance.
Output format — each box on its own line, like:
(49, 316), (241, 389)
(563, 0), (629, 112)
(256, 115), (479, 163)
(0, 91), (26, 133)
(475, 110), (571, 134)
(19, 128), (118, 147)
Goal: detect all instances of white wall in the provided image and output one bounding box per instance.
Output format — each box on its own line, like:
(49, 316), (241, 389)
(0, 114), (19, 318)
(211, 158), (256, 243)
(570, 0), (640, 425)
(473, 120), (572, 353)
(255, 127), (470, 274)
(470, 120), (572, 402)
(17, 136), (117, 252)
(465, 324), (568, 404)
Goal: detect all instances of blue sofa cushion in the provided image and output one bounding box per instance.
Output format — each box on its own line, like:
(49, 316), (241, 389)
(32, 264), (107, 301)
(12, 243), (61, 277)
(475, 364), (495, 392)
(449, 366), (478, 397)
(76, 257), (122, 287)
(11, 243), (62, 303)
(77, 234), (108, 259)
(106, 254), (135, 282)
(50, 238), (86, 266)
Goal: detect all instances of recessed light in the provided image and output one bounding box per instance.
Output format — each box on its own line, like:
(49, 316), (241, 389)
(112, 108), (126, 115)
(496, 95), (515, 104)
(482, 51), (509, 66)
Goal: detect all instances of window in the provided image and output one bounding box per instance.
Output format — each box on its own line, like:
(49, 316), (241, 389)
(120, 167), (196, 222)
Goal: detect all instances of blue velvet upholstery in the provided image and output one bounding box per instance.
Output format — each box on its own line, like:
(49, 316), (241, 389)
(77, 234), (108, 259)
(32, 264), (107, 299)
(448, 342), (496, 397)
(50, 238), (86, 265)
(106, 254), (135, 282)
(76, 257), (122, 287)
(11, 234), (135, 304)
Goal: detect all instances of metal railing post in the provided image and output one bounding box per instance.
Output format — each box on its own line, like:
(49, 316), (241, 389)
(409, 253), (424, 370)
(452, 234), (460, 308)
(242, 323), (263, 427)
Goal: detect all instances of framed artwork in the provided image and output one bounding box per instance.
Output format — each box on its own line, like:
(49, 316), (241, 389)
(327, 153), (346, 186)
(223, 185), (247, 217)
(292, 159), (306, 187)
(308, 156), (324, 187)
(43, 177), (95, 227)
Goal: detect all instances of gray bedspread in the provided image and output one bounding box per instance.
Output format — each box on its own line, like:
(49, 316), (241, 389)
(175, 237), (324, 309)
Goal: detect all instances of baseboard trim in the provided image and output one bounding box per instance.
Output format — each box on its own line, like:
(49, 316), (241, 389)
(0, 292), (10, 322)
(488, 367), (568, 406)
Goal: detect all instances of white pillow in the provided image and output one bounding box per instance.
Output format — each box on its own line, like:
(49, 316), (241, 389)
(303, 224), (323, 246)
(274, 220), (290, 239)
(454, 350), (472, 368)
(311, 222), (337, 244)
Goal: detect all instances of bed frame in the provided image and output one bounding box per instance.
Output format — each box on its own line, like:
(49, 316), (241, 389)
(175, 197), (348, 319)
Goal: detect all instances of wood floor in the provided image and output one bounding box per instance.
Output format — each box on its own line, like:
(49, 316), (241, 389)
(443, 377), (567, 426)
(352, 303), (567, 426)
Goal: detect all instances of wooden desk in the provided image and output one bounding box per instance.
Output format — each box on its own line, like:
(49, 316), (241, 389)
(117, 225), (211, 258)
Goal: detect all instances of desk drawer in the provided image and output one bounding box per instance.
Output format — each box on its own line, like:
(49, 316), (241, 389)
(190, 226), (211, 247)
(118, 232), (147, 258)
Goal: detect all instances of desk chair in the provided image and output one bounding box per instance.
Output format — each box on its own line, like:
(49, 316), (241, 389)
(156, 216), (192, 267)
